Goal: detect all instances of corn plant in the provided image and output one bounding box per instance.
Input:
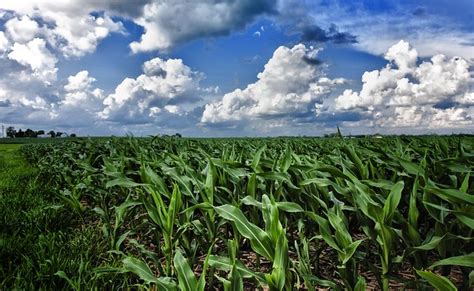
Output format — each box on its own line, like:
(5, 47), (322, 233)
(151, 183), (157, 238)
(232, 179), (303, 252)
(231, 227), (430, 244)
(16, 136), (474, 290)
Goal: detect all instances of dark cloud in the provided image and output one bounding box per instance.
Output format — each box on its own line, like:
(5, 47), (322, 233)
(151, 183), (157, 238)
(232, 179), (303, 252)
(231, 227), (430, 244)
(130, 0), (278, 52)
(301, 24), (357, 44)
(167, 93), (203, 105)
(302, 55), (322, 65)
(0, 100), (11, 107)
(291, 111), (367, 124)
(433, 100), (459, 109)
(106, 0), (152, 18)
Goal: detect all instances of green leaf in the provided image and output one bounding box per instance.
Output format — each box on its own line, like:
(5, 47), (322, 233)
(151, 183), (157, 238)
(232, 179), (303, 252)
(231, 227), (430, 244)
(208, 256), (265, 282)
(228, 263), (244, 291)
(400, 160), (424, 176)
(342, 240), (363, 265)
(416, 270), (456, 291)
(354, 276), (366, 291)
(343, 144), (368, 179)
(204, 159), (216, 202)
(454, 213), (474, 229)
(247, 173), (257, 198)
(106, 177), (143, 188)
(430, 253), (474, 268)
(241, 196), (303, 213)
(54, 271), (78, 290)
(141, 165), (171, 197)
(425, 185), (474, 205)
(383, 181), (404, 223)
(460, 172), (470, 193)
(122, 257), (176, 289)
(362, 179), (394, 190)
(122, 257), (156, 283)
(305, 211), (342, 252)
(174, 250), (198, 291)
(251, 145), (266, 171)
(257, 172), (299, 189)
(275, 201), (304, 213)
(299, 177), (332, 187)
(413, 235), (445, 251)
(270, 233), (288, 290)
(280, 146), (292, 172)
(215, 204), (274, 260)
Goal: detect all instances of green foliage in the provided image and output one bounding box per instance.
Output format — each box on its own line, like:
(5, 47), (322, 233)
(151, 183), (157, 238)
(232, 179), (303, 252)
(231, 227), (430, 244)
(2, 136), (473, 289)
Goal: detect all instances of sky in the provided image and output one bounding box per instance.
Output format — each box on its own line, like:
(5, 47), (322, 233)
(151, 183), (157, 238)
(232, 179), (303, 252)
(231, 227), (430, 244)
(0, 0), (473, 137)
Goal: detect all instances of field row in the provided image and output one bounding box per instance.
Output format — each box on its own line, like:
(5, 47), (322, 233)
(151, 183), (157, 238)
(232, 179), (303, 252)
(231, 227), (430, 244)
(4, 137), (474, 290)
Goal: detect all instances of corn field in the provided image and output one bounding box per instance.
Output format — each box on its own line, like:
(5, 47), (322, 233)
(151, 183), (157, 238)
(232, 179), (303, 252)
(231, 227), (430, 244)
(19, 136), (474, 290)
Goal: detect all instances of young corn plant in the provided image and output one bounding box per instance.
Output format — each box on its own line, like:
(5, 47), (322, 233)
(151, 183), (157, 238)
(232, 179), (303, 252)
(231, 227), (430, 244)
(305, 202), (364, 289)
(93, 197), (141, 251)
(351, 179), (405, 290)
(173, 249), (212, 291)
(214, 194), (302, 290)
(139, 172), (183, 277)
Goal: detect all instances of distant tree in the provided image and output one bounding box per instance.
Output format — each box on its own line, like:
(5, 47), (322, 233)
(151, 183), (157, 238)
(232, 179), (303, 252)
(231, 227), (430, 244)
(16, 129), (25, 138)
(48, 130), (56, 138)
(70, 133), (77, 137)
(56, 132), (64, 137)
(25, 128), (37, 138)
(174, 133), (182, 138)
(6, 126), (16, 138)
(36, 130), (45, 136)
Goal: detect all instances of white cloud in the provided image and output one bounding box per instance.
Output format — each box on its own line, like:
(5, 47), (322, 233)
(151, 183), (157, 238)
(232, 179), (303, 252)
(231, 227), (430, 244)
(0, 0), (275, 55)
(101, 57), (203, 122)
(62, 70), (103, 107)
(202, 44), (345, 123)
(129, 0), (275, 53)
(0, 1), (124, 57)
(7, 38), (57, 83)
(0, 31), (9, 52)
(334, 41), (473, 129)
(164, 104), (180, 114)
(5, 15), (40, 43)
(64, 70), (96, 92)
(49, 14), (124, 57)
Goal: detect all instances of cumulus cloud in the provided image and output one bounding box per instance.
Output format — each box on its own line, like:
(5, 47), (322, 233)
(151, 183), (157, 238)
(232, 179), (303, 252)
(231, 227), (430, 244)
(101, 57), (204, 123)
(1, 0), (277, 55)
(0, 1), (124, 57)
(0, 68), (106, 131)
(334, 40), (473, 128)
(4, 15), (41, 43)
(62, 70), (103, 107)
(129, 0), (276, 53)
(7, 38), (58, 83)
(202, 44), (345, 123)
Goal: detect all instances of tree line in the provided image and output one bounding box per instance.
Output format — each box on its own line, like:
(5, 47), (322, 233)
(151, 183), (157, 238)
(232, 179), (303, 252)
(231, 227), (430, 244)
(5, 127), (76, 138)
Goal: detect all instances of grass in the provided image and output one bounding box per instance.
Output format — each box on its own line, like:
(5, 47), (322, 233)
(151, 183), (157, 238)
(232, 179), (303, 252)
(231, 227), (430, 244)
(0, 144), (128, 289)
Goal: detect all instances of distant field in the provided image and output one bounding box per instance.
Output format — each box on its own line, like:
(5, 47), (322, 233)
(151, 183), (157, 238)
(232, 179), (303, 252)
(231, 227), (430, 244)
(1, 136), (473, 290)
(0, 138), (70, 144)
(0, 143), (21, 151)
(0, 137), (96, 144)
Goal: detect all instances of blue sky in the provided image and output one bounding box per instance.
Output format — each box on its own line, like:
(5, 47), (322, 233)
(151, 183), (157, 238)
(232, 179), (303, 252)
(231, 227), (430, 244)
(0, 0), (473, 136)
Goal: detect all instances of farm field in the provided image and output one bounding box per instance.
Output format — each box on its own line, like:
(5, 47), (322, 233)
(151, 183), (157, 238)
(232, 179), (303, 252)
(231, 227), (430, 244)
(1, 136), (473, 290)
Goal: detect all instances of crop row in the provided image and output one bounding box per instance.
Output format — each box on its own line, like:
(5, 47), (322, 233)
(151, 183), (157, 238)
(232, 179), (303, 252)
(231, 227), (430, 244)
(21, 137), (474, 290)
